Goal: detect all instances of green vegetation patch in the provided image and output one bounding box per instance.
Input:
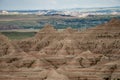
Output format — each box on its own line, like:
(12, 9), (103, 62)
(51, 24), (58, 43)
(1, 32), (36, 40)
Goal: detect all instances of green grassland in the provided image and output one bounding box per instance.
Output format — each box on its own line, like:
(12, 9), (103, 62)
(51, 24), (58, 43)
(0, 14), (120, 40)
(0, 15), (120, 29)
(1, 32), (36, 40)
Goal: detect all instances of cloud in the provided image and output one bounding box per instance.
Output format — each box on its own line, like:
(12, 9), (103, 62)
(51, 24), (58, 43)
(109, 0), (120, 4)
(50, 0), (57, 5)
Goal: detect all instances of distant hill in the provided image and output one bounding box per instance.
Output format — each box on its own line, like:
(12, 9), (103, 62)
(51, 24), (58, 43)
(3, 6), (120, 15)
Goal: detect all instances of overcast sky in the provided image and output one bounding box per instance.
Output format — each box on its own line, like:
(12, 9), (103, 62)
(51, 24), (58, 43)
(0, 0), (120, 10)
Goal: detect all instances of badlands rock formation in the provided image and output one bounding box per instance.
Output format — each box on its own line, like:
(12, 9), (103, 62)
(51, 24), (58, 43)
(0, 19), (120, 80)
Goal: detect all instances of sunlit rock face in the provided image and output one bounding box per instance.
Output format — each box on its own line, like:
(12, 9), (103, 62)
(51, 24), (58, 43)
(0, 33), (15, 56)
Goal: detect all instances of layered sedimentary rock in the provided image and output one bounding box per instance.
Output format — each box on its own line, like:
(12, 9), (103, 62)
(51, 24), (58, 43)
(0, 19), (120, 80)
(0, 33), (15, 56)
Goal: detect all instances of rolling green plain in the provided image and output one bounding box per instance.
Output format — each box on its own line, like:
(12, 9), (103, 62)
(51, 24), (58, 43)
(1, 32), (36, 40)
(0, 14), (120, 40)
